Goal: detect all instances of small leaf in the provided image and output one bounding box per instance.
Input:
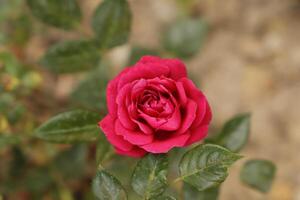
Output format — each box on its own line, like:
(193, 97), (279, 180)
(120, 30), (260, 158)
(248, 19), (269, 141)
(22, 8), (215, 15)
(92, 170), (127, 200)
(240, 159), (276, 193)
(96, 133), (114, 165)
(35, 110), (101, 143)
(179, 144), (242, 191)
(128, 47), (159, 65)
(163, 18), (208, 58)
(212, 113), (251, 152)
(26, 0), (81, 29)
(183, 183), (219, 200)
(91, 0), (131, 48)
(131, 154), (168, 199)
(71, 65), (108, 111)
(41, 40), (100, 74)
(0, 135), (20, 149)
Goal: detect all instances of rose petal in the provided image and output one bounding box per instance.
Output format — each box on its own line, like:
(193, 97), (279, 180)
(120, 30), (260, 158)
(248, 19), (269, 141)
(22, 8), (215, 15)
(116, 83), (137, 129)
(115, 120), (153, 145)
(164, 58), (187, 80)
(141, 133), (190, 153)
(117, 62), (170, 91)
(179, 77), (210, 129)
(201, 102), (212, 125)
(175, 81), (188, 106)
(177, 99), (197, 134)
(139, 105), (181, 131)
(99, 115), (133, 151)
(138, 55), (162, 63)
(133, 119), (154, 134)
(106, 68), (131, 116)
(184, 125), (209, 146)
(115, 146), (146, 158)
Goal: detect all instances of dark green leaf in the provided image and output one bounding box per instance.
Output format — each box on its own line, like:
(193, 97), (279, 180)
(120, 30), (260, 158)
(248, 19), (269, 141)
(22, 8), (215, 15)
(71, 65), (108, 111)
(179, 144), (242, 191)
(96, 133), (114, 165)
(92, 170), (127, 200)
(128, 47), (159, 65)
(131, 154), (168, 199)
(26, 0), (81, 29)
(92, 0), (131, 48)
(211, 113), (251, 152)
(163, 18), (208, 58)
(240, 159), (276, 193)
(35, 109), (101, 143)
(0, 135), (20, 149)
(41, 40), (100, 74)
(53, 145), (87, 179)
(183, 183), (219, 200)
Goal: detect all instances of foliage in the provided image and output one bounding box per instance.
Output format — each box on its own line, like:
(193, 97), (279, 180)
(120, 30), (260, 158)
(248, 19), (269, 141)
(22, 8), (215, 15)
(240, 159), (276, 193)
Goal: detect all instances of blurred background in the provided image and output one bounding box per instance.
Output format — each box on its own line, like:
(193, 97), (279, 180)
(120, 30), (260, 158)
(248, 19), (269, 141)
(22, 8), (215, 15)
(1, 0), (300, 199)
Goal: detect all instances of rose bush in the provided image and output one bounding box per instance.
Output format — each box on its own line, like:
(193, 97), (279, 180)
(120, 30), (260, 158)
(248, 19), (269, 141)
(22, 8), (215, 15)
(99, 56), (212, 157)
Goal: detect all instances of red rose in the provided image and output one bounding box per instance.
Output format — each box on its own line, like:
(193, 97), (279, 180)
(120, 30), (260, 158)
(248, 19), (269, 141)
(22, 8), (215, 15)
(99, 56), (212, 157)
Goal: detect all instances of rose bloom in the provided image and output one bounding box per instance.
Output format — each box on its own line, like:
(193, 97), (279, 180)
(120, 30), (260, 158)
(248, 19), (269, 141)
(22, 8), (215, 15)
(99, 56), (212, 157)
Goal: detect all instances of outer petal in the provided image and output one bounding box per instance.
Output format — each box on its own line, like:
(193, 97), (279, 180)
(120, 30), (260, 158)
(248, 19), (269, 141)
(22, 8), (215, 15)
(138, 55), (162, 63)
(141, 133), (190, 153)
(201, 102), (212, 125)
(184, 125), (209, 146)
(115, 120), (153, 145)
(138, 56), (187, 80)
(98, 115), (133, 151)
(179, 77), (211, 129)
(106, 68), (131, 116)
(115, 146), (147, 158)
(116, 83), (136, 129)
(117, 62), (170, 91)
(164, 58), (187, 80)
(175, 81), (188, 106)
(177, 99), (197, 134)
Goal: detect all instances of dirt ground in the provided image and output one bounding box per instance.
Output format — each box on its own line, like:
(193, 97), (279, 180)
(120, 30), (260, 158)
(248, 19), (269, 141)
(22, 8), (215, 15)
(128, 0), (300, 199)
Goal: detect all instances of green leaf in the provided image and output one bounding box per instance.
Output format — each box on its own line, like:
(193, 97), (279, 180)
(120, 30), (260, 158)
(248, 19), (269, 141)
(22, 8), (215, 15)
(96, 133), (114, 165)
(211, 113), (251, 152)
(41, 40), (100, 74)
(128, 47), (159, 65)
(183, 183), (219, 200)
(131, 154), (168, 199)
(163, 18), (208, 58)
(91, 0), (131, 48)
(240, 159), (276, 193)
(0, 135), (20, 149)
(92, 170), (127, 200)
(34, 109), (101, 143)
(26, 0), (81, 29)
(53, 144), (87, 179)
(178, 144), (242, 191)
(71, 65), (108, 111)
